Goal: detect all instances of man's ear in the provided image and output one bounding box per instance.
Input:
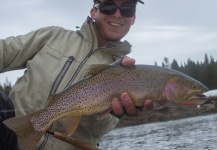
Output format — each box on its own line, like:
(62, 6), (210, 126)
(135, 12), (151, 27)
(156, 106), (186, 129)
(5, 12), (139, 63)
(131, 15), (136, 25)
(90, 8), (97, 20)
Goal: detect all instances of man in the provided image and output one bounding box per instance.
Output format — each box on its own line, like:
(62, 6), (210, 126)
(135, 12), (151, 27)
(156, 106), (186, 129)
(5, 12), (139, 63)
(0, 0), (153, 149)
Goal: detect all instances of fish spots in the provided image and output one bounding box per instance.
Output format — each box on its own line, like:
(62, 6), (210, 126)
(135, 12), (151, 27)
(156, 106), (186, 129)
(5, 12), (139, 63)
(30, 65), (208, 136)
(31, 110), (52, 131)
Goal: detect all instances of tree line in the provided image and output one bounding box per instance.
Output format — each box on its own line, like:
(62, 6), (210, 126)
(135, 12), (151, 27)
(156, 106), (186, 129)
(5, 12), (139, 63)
(1, 54), (216, 96)
(159, 54), (217, 90)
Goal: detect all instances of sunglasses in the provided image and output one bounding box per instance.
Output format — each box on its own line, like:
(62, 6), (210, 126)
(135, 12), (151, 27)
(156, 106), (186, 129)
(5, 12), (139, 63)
(94, 2), (136, 18)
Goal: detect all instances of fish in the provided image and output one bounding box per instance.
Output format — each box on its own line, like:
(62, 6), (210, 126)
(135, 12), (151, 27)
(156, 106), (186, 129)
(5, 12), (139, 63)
(3, 64), (209, 150)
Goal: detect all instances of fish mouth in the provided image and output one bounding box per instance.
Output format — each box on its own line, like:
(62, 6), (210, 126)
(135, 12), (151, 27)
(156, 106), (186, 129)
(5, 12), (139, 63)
(184, 89), (210, 105)
(200, 99), (216, 105)
(197, 95), (217, 106)
(175, 92), (208, 106)
(188, 93), (217, 106)
(185, 89), (206, 99)
(188, 93), (206, 100)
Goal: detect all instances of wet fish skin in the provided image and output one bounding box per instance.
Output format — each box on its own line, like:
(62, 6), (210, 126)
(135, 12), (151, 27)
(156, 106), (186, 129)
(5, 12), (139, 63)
(3, 64), (208, 150)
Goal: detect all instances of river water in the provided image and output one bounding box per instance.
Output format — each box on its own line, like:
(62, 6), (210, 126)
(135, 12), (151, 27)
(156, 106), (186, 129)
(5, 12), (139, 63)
(100, 114), (217, 150)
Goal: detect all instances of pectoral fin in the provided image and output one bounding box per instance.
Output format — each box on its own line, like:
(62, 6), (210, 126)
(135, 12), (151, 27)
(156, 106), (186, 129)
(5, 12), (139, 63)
(153, 100), (168, 110)
(96, 107), (112, 120)
(59, 115), (81, 136)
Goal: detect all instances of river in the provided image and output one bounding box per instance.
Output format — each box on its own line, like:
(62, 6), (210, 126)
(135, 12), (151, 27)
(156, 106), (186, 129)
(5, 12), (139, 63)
(100, 114), (217, 150)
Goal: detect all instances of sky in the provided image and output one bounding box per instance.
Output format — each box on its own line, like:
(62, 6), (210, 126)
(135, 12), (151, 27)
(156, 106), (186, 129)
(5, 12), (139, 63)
(0, 0), (217, 85)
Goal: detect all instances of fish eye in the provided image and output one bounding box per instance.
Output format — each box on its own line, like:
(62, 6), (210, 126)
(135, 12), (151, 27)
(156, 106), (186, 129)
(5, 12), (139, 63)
(192, 84), (197, 89)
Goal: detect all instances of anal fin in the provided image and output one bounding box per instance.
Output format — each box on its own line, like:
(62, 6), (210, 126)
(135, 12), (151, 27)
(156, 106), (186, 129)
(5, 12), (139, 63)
(59, 115), (81, 136)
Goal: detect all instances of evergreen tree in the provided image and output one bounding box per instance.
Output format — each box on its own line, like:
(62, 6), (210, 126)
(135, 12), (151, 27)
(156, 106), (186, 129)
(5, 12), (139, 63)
(185, 59), (198, 79)
(0, 78), (12, 96)
(162, 57), (170, 68)
(154, 61), (158, 66)
(171, 59), (179, 71)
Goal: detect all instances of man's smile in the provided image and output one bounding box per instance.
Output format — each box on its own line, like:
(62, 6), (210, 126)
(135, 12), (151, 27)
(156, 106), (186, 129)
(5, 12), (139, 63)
(108, 22), (123, 27)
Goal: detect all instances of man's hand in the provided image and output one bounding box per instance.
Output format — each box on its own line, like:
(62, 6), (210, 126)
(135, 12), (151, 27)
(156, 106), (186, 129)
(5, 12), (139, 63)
(111, 56), (153, 117)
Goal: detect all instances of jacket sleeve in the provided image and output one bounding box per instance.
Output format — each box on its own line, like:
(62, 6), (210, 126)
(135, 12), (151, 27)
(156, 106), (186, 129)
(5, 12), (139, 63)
(0, 26), (57, 73)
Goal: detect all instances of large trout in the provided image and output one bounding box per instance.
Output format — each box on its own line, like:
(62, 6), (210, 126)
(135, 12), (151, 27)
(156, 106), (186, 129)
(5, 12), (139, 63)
(3, 64), (209, 150)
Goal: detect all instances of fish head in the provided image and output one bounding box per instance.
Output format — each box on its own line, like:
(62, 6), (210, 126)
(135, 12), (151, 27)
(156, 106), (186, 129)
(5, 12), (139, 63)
(163, 75), (209, 106)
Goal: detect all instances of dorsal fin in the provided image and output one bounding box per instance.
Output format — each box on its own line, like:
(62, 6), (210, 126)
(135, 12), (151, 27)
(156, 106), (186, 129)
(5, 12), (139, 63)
(86, 64), (113, 76)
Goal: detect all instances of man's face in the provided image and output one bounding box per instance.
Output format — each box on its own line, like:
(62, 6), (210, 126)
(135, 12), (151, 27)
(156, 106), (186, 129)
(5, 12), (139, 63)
(91, 0), (136, 46)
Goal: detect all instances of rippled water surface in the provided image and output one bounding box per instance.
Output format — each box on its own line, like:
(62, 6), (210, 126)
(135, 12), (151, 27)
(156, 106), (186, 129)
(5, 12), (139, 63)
(100, 114), (217, 150)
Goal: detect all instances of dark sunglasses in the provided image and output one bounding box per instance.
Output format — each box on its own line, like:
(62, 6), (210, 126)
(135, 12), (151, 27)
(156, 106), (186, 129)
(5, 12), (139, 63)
(94, 2), (136, 18)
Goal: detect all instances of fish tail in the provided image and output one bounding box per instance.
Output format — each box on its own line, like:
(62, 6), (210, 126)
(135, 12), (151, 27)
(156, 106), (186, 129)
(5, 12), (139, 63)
(3, 114), (44, 150)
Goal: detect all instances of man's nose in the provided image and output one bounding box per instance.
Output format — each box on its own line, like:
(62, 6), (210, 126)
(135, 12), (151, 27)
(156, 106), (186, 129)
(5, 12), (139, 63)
(113, 8), (122, 18)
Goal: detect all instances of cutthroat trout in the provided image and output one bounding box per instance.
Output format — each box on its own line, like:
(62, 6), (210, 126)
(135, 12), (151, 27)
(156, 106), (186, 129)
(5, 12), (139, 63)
(3, 64), (208, 150)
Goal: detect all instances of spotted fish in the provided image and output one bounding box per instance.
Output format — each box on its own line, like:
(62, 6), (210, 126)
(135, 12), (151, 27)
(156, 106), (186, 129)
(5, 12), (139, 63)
(3, 64), (209, 150)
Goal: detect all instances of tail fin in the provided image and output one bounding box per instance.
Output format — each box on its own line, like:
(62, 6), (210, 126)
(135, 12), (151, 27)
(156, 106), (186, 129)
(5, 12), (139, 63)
(3, 114), (44, 150)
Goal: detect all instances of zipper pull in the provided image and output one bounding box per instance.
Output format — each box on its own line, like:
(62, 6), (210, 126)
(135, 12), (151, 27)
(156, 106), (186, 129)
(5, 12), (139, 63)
(68, 56), (74, 62)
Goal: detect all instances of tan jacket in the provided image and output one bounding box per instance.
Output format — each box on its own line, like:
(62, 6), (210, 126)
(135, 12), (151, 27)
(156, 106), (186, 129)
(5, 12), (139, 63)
(0, 17), (132, 149)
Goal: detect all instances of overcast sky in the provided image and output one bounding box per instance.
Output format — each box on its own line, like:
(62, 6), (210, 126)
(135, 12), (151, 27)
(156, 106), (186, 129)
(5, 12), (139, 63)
(0, 0), (217, 85)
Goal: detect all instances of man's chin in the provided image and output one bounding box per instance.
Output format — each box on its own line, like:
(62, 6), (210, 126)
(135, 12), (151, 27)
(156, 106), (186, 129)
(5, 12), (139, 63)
(107, 35), (123, 43)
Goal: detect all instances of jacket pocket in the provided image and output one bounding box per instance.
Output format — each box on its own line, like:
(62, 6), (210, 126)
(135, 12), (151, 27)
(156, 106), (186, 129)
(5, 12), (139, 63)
(49, 56), (74, 95)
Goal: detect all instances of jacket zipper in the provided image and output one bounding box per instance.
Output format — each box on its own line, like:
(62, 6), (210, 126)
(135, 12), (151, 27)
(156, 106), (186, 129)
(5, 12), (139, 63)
(49, 56), (74, 95)
(65, 19), (97, 88)
(65, 50), (97, 88)
(38, 56), (74, 150)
